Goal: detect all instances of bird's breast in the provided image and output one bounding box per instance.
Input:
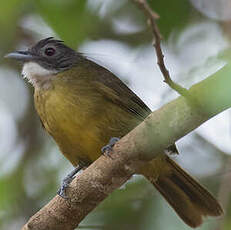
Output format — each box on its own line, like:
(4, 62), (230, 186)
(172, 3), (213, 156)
(34, 79), (132, 166)
(34, 80), (106, 165)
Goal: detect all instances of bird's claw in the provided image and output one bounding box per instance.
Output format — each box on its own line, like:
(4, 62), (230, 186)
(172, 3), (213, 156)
(57, 165), (83, 199)
(101, 137), (120, 157)
(57, 176), (74, 199)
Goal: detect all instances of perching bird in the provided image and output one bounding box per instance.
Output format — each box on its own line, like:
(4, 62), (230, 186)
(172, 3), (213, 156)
(5, 37), (223, 228)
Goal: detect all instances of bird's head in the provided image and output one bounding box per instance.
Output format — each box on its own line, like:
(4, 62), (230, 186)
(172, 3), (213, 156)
(5, 37), (81, 88)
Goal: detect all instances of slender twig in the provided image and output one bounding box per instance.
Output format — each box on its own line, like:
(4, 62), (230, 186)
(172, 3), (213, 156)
(132, 0), (189, 97)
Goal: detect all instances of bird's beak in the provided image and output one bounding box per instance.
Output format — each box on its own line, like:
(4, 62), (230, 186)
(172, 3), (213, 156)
(4, 51), (34, 62)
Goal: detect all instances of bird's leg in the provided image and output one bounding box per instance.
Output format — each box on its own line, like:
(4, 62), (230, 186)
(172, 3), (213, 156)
(101, 137), (120, 157)
(58, 163), (84, 199)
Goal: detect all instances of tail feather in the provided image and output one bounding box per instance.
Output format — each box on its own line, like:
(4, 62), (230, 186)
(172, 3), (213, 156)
(165, 157), (222, 216)
(141, 156), (223, 228)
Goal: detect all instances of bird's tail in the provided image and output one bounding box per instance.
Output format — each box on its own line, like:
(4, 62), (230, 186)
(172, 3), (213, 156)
(139, 155), (223, 228)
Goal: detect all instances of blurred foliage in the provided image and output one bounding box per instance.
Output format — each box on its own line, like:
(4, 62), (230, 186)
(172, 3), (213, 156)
(35, 0), (99, 48)
(149, 0), (191, 37)
(0, 0), (231, 230)
(0, 0), (28, 51)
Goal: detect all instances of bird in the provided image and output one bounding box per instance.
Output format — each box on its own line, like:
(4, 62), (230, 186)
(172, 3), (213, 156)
(5, 37), (223, 228)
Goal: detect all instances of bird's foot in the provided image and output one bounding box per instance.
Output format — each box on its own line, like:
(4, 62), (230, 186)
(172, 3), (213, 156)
(164, 144), (179, 155)
(57, 164), (83, 199)
(101, 137), (120, 157)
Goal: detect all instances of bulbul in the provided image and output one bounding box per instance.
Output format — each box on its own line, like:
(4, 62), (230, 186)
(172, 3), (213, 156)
(5, 37), (223, 228)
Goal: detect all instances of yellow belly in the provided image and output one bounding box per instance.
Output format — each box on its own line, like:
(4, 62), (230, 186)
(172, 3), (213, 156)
(34, 79), (139, 166)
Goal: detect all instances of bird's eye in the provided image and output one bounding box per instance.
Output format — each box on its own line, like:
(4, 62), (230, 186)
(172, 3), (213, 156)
(44, 47), (56, 56)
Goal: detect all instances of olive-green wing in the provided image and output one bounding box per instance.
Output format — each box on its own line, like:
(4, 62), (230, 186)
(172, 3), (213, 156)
(88, 59), (178, 154)
(90, 61), (151, 121)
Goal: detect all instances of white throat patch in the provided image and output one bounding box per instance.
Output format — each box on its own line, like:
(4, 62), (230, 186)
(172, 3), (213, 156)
(22, 62), (57, 89)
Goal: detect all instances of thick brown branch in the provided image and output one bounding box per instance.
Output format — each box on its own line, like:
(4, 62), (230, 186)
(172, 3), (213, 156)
(22, 64), (231, 230)
(132, 0), (189, 97)
(22, 150), (143, 230)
